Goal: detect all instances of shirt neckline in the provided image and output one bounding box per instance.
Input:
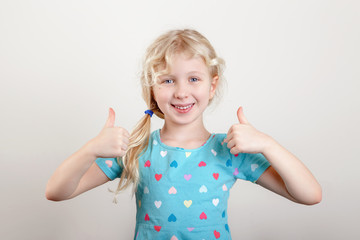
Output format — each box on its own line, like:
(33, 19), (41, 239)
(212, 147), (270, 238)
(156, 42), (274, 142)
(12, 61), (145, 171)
(154, 129), (216, 152)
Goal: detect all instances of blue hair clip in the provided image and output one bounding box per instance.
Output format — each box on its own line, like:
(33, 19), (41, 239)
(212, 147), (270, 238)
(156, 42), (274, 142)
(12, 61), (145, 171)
(144, 110), (154, 117)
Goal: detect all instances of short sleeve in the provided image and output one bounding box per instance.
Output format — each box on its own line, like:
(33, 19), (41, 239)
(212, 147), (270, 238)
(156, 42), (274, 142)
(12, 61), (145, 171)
(95, 157), (123, 180)
(232, 153), (270, 183)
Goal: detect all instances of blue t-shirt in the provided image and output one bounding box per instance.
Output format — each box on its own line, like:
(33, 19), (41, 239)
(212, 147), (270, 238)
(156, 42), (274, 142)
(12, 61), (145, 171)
(96, 129), (270, 240)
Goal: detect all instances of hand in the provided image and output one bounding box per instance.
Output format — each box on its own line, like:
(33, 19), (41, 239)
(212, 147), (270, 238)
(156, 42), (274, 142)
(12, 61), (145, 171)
(88, 108), (130, 158)
(223, 107), (272, 155)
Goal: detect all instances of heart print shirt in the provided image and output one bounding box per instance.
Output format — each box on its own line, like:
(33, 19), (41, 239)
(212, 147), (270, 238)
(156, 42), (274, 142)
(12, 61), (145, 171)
(96, 129), (270, 240)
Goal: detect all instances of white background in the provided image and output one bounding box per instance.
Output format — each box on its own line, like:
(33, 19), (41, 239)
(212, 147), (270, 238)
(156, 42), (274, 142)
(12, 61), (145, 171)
(1, 0), (359, 239)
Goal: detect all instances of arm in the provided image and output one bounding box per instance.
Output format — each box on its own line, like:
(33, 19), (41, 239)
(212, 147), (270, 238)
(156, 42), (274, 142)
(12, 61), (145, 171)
(45, 143), (109, 201)
(45, 108), (129, 201)
(256, 139), (322, 205)
(224, 107), (322, 205)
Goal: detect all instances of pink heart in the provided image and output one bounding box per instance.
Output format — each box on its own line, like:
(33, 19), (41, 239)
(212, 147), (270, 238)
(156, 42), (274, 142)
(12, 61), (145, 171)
(105, 160), (113, 168)
(187, 227), (194, 232)
(198, 161), (206, 167)
(168, 186), (177, 194)
(144, 160), (151, 167)
(184, 174), (192, 181)
(233, 168), (239, 176)
(200, 212), (207, 220)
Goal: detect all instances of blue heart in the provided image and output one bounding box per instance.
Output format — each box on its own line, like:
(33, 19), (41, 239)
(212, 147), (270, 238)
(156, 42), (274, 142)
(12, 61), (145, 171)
(222, 210), (226, 218)
(226, 159), (232, 167)
(225, 224), (229, 232)
(168, 214), (177, 222)
(170, 160), (178, 168)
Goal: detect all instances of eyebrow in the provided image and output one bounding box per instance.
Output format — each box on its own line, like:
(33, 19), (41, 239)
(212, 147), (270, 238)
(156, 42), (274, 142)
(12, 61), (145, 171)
(188, 71), (206, 76)
(160, 71), (206, 78)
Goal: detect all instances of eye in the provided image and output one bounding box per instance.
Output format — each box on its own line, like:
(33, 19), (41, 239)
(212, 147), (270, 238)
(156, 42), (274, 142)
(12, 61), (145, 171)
(189, 77), (199, 82)
(163, 79), (174, 84)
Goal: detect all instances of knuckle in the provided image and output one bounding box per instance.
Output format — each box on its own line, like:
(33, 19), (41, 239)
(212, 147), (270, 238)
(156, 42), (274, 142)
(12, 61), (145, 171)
(234, 145), (242, 153)
(119, 150), (126, 157)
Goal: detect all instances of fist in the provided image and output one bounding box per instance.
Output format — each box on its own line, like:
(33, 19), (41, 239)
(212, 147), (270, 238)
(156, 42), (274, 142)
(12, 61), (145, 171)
(89, 108), (130, 158)
(223, 107), (270, 155)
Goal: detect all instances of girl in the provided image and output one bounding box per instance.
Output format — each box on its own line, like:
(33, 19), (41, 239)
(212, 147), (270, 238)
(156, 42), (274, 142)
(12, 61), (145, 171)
(46, 29), (322, 239)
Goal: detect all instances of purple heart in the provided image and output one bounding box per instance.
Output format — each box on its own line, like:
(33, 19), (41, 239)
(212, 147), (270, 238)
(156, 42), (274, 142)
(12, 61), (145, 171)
(184, 174), (192, 181)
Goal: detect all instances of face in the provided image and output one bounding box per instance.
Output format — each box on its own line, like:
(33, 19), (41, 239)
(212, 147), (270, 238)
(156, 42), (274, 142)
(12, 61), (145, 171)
(152, 53), (218, 127)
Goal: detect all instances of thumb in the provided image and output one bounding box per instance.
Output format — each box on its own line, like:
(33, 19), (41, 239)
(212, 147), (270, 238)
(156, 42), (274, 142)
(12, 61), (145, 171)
(237, 106), (249, 125)
(103, 107), (115, 128)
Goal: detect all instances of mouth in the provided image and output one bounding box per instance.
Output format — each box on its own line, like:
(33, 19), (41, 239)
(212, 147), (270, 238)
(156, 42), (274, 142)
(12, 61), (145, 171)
(171, 103), (195, 113)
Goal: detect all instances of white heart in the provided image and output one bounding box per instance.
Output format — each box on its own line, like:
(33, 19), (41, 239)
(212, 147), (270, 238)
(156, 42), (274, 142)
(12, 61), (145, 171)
(144, 186), (149, 194)
(154, 201), (162, 208)
(199, 185), (207, 193)
(251, 164), (259, 172)
(222, 184), (228, 191)
(212, 198), (219, 206)
(153, 140), (158, 145)
(185, 152), (191, 158)
(160, 150), (167, 157)
(211, 149), (217, 156)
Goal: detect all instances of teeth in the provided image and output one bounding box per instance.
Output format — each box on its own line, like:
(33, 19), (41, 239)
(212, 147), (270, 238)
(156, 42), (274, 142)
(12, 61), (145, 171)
(174, 104), (193, 110)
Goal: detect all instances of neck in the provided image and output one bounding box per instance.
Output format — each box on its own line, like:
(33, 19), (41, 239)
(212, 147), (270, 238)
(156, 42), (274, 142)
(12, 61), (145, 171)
(160, 120), (211, 149)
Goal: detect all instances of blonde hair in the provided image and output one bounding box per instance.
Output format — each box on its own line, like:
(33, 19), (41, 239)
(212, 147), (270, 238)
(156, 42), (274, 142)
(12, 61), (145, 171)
(113, 29), (225, 198)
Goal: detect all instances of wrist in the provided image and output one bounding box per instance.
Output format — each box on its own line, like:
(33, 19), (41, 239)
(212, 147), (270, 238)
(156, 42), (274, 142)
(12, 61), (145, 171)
(261, 134), (278, 155)
(82, 139), (99, 160)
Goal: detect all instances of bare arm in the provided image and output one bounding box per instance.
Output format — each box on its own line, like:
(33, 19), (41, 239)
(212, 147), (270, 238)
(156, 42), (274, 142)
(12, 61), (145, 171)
(45, 108), (129, 201)
(45, 142), (110, 201)
(256, 139), (322, 205)
(224, 107), (322, 205)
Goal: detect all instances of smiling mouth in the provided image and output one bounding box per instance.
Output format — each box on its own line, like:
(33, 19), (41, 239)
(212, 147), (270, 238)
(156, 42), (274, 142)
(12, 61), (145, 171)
(171, 103), (195, 113)
(172, 103), (194, 110)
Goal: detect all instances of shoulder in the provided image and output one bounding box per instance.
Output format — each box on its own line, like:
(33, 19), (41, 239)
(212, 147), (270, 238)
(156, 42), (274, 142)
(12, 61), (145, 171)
(212, 133), (227, 143)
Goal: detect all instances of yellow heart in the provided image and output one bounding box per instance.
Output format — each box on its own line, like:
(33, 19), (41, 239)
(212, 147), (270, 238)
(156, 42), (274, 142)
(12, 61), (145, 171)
(184, 200), (192, 208)
(138, 200), (141, 208)
(185, 152), (191, 158)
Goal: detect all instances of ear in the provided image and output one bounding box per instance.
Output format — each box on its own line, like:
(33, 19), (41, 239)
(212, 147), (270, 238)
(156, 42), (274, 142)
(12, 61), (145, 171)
(209, 75), (219, 99)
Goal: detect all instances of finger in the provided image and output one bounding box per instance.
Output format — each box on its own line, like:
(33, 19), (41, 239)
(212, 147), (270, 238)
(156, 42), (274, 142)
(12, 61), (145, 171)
(121, 143), (128, 151)
(237, 106), (249, 125)
(123, 128), (131, 138)
(121, 134), (130, 146)
(229, 147), (239, 155)
(224, 130), (235, 144)
(222, 125), (234, 144)
(222, 134), (231, 145)
(226, 138), (236, 149)
(103, 107), (115, 129)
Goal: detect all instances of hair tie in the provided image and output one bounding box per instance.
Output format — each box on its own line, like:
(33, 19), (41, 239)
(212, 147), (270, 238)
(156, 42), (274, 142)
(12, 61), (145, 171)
(144, 110), (154, 117)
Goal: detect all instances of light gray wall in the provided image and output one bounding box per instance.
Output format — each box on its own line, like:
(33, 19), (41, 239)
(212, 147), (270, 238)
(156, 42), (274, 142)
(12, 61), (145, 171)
(1, 0), (359, 239)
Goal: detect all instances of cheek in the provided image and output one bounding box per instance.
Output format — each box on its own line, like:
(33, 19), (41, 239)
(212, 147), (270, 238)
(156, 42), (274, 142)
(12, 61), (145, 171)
(153, 88), (169, 105)
(195, 88), (212, 103)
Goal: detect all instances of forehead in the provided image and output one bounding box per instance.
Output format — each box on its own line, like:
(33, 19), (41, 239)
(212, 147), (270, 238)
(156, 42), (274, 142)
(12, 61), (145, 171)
(161, 53), (209, 75)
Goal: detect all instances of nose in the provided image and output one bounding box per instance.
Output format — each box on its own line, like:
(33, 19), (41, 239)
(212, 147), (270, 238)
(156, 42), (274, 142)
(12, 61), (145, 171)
(174, 81), (189, 99)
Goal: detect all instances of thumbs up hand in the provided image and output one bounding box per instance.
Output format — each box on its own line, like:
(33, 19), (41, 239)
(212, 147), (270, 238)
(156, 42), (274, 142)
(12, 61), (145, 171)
(88, 108), (130, 158)
(223, 107), (271, 155)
